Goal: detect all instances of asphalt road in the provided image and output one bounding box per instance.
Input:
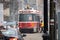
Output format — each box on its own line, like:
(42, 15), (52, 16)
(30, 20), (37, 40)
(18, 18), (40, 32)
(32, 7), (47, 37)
(23, 33), (43, 40)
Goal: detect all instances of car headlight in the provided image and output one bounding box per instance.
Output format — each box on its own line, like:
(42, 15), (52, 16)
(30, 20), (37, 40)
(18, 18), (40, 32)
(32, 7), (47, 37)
(9, 37), (18, 40)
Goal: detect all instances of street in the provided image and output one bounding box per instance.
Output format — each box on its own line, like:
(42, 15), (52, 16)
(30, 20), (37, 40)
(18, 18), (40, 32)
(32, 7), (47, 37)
(23, 33), (43, 40)
(0, 0), (59, 40)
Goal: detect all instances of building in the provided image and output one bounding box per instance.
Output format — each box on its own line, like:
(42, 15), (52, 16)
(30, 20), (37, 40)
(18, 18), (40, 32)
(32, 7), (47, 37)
(0, 0), (10, 21)
(9, 0), (18, 21)
(0, 0), (44, 21)
(0, 0), (18, 21)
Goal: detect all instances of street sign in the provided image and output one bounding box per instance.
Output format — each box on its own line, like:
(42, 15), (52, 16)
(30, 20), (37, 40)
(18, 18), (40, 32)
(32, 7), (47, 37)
(50, 19), (54, 25)
(18, 9), (40, 14)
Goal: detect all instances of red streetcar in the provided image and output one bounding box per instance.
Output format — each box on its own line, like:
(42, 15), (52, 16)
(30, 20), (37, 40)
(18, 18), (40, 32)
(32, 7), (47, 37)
(18, 8), (40, 32)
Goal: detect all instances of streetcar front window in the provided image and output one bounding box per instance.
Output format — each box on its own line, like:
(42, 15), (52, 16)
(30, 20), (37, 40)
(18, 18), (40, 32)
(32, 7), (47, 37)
(19, 14), (40, 22)
(19, 14), (32, 21)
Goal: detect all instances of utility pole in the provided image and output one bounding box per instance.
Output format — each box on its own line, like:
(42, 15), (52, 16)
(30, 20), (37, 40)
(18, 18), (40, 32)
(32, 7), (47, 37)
(42, 0), (49, 40)
(44, 0), (48, 33)
(49, 0), (57, 40)
(36, 0), (38, 10)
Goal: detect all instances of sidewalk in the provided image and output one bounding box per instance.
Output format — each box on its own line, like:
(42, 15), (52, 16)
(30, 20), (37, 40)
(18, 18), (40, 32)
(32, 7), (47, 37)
(23, 33), (43, 40)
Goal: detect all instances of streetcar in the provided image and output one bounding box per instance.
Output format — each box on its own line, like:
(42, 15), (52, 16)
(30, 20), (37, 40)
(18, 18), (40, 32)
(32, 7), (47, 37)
(18, 7), (40, 32)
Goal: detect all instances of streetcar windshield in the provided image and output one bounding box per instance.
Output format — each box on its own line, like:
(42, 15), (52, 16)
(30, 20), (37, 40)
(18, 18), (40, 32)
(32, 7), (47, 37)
(19, 14), (40, 21)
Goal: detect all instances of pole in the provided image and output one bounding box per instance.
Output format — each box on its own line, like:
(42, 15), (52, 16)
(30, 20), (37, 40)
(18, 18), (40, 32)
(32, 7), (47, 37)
(36, 0), (38, 10)
(44, 0), (48, 33)
(49, 0), (56, 40)
(42, 0), (49, 40)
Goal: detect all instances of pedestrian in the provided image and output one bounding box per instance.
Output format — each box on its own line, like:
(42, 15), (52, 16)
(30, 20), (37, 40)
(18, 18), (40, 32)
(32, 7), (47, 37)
(40, 21), (44, 33)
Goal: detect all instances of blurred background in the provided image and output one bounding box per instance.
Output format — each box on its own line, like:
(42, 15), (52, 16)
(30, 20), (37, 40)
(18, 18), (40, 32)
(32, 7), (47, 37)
(0, 0), (60, 40)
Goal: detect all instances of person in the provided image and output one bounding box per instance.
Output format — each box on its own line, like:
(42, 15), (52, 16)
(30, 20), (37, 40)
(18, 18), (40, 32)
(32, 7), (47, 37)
(40, 21), (44, 33)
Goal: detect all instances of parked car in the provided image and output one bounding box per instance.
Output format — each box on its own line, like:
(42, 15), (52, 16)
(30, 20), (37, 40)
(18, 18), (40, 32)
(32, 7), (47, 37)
(0, 25), (26, 40)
